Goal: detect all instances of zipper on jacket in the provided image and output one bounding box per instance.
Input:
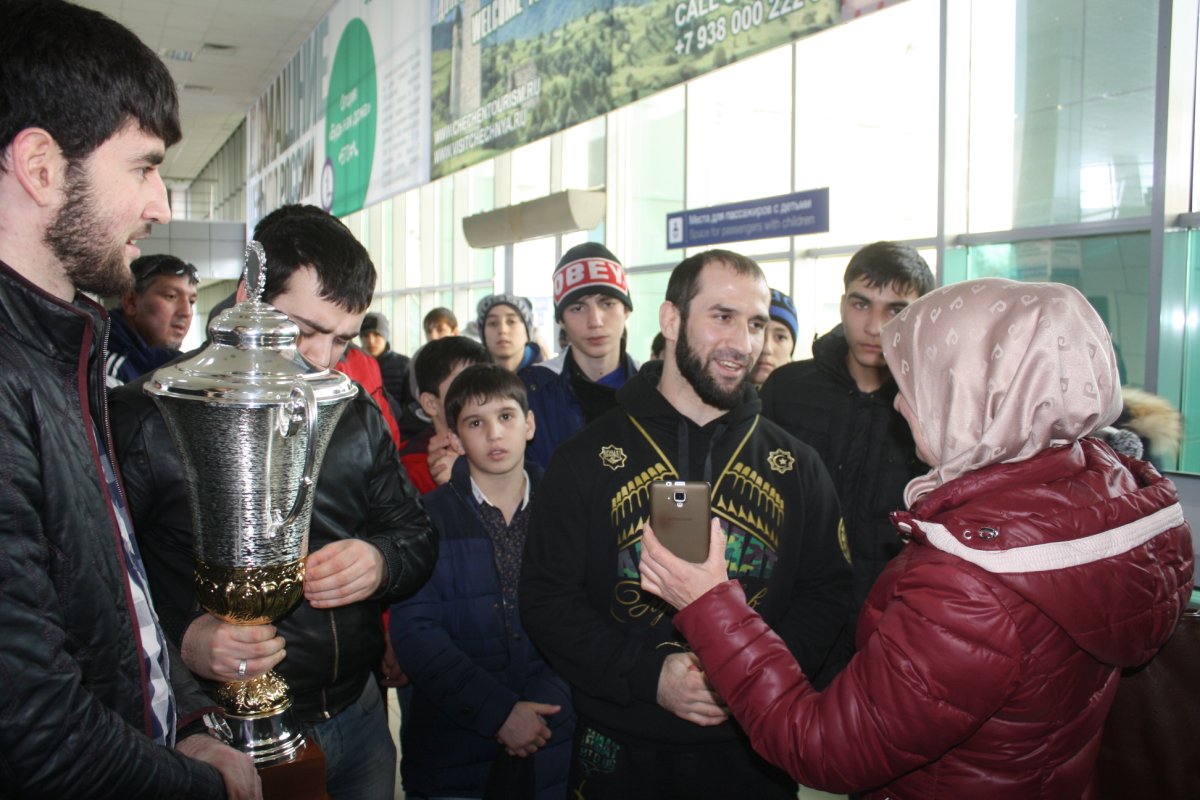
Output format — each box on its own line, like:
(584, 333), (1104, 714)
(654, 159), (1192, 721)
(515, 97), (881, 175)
(97, 318), (130, 510)
(321, 608), (340, 719)
(86, 310), (154, 735)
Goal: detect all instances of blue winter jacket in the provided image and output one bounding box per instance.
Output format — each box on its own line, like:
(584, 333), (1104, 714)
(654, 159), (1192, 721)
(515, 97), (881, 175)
(390, 458), (573, 799)
(520, 347), (639, 468)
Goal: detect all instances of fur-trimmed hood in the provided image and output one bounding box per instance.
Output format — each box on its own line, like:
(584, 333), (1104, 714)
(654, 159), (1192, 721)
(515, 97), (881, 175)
(1120, 386), (1183, 462)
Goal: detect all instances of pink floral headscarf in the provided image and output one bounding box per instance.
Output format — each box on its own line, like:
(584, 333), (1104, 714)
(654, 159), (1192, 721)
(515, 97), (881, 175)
(881, 278), (1122, 506)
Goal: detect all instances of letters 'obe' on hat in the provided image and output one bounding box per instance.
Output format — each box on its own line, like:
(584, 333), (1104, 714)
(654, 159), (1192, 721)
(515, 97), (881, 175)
(552, 242), (632, 321)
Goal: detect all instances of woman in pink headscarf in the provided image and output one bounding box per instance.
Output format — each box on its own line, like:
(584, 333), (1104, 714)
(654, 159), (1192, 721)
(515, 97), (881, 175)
(638, 278), (1193, 799)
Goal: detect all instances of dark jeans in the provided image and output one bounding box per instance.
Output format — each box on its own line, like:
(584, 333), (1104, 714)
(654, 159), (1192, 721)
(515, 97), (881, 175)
(304, 678), (396, 800)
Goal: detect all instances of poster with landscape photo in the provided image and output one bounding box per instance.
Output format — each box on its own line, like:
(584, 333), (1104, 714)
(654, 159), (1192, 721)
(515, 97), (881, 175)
(431, 0), (838, 179)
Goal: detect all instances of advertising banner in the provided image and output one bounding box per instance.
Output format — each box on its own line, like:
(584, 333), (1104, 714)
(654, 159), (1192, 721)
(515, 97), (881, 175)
(430, 0), (614, 178)
(247, 0), (430, 225)
(666, 188), (829, 248)
(431, 0), (838, 178)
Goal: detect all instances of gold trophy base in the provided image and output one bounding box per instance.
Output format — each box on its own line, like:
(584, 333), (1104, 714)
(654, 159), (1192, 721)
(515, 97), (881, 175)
(217, 670), (305, 766)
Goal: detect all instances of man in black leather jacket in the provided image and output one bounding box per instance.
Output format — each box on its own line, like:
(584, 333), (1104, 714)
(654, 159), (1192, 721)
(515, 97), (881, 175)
(0, 3), (259, 798)
(111, 206), (438, 800)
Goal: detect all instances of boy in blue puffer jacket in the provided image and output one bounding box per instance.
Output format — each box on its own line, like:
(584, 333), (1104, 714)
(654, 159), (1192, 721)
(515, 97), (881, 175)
(390, 364), (573, 799)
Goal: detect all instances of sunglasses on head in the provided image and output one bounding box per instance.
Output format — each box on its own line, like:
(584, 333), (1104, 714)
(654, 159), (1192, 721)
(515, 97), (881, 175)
(133, 256), (198, 282)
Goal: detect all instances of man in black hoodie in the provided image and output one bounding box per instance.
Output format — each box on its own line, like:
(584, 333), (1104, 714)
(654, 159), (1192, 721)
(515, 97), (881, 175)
(761, 241), (934, 616)
(520, 249), (850, 800)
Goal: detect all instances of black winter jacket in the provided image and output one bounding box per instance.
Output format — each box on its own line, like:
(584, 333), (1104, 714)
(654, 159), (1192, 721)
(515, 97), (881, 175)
(520, 360), (850, 748)
(760, 325), (925, 608)
(110, 363), (438, 722)
(0, 260), (225, 799)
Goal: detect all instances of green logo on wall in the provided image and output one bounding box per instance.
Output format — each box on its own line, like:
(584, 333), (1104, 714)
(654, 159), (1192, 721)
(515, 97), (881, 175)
(326, 18), (377, 216)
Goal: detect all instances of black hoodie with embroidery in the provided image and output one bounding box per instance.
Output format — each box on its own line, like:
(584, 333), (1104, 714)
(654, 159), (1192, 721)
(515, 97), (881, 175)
(519, 360), (850, 748)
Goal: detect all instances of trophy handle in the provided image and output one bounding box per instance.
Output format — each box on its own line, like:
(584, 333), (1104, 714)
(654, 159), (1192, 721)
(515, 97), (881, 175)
(272, 380), (319, 534)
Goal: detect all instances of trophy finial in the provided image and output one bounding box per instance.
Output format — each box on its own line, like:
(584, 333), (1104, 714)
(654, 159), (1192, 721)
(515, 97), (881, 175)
(244, 240), (268, 302)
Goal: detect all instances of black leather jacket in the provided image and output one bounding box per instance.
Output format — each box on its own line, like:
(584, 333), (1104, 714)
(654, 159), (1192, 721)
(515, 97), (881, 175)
(110, 361), (438, 722)
(0, 260), (224, 799)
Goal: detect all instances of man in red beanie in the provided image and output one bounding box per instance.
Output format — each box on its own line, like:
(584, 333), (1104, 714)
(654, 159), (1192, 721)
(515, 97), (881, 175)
(521, 242), (638, 467)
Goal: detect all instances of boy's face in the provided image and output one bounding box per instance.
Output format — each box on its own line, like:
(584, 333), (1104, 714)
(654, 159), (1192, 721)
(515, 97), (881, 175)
(483, 306), (528, 360)
(361, 330), (387, 357)
(426, 320), (456, 341)
(454, 396), (535, 478)
(419, 361), (472, 434)
(559, 293), (629, 360)
(751, 319), (795, 386)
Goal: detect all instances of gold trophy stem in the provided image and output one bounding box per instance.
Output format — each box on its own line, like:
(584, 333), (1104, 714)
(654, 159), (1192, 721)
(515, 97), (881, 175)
(195, 559), (308, 765)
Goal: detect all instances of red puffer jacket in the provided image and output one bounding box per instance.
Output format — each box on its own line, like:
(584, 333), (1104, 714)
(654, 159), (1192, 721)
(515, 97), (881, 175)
(674, 439), (1193, 799)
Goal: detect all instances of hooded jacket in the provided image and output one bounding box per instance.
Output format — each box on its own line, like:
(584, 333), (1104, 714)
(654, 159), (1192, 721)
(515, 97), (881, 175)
(390, 459), (572, 799)
(520, 360), (850, 748)
(760, 325), (924, 608)
(520, 345), (640, 468)
(0, 260), (224, 798)
(109, 366), (438, 723)
(104, 306), (181, 388)
(674, 439), (1194, 799)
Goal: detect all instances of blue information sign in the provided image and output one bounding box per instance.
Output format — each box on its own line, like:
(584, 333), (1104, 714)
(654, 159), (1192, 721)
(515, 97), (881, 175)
(666, 188), (830, 249)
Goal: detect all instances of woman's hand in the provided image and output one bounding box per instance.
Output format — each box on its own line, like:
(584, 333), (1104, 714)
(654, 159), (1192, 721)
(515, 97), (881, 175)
(639, 518), (728, 610)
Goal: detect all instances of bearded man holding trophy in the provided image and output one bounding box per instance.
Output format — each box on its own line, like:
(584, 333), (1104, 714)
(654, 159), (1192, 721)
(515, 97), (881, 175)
(110, 205), (438, 800)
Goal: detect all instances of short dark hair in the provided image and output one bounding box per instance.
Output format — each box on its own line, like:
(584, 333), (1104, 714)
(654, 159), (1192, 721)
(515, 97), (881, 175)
(413, 336), (491, 397)
(844, 242), (935, 297)
(0, 0), (181, 168)
(443, 363), (529, 431)
(665, 249), (764, 320)
(252, 205), (375, 313)
(130, 254), (198, 294)
(423, 307), (458, 333)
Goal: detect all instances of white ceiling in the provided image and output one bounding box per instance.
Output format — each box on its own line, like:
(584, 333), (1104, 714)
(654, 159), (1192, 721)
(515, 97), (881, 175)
(78, 0), (338, 186)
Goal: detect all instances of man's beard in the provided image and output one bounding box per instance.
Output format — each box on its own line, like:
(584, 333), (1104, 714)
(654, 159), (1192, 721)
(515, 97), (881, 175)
(674, 317), (749, 411)
(43, 165), (136, 297)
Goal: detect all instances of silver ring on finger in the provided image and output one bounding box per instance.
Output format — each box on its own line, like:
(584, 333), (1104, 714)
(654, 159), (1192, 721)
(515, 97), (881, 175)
(236, 659), (248, 679)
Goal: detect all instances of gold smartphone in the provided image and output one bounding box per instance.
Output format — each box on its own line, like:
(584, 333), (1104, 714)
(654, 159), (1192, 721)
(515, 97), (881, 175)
(649, 480), (711, 563)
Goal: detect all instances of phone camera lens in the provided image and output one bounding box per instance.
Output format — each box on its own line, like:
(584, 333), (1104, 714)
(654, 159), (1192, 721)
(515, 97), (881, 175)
(673, 491), (686, 503)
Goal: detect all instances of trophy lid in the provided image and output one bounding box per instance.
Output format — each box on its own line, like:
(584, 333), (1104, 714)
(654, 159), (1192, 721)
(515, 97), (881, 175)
(145, 241), (357, 407)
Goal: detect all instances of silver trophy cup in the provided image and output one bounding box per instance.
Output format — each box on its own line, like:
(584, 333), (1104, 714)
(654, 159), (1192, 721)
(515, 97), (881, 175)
(146, 243), (356, 765)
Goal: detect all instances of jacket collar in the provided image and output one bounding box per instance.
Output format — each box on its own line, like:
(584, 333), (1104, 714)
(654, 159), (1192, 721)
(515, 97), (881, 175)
(449, 454), (544, 499)
(536, 345), (641, 384)
(0, 258), (105, 366)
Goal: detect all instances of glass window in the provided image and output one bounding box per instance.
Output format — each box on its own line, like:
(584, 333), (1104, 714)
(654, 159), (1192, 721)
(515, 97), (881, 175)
(511, 235), (556, 311)
(1172, 230), (1200, 471)
(687, 47), (793, 209)
(968, 0), (1158, 230)
(794, 0), (939, 246)
(627, 270), (673, 363)
(404, 190), (421, 290)
(435, 178), (454, 285)
(511, 139), (552, 203)
(562, 117), (607, 190)
(462, 161), (497, 285)
(964, 234), (1152, 387)
(611, 87), (685, 268)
